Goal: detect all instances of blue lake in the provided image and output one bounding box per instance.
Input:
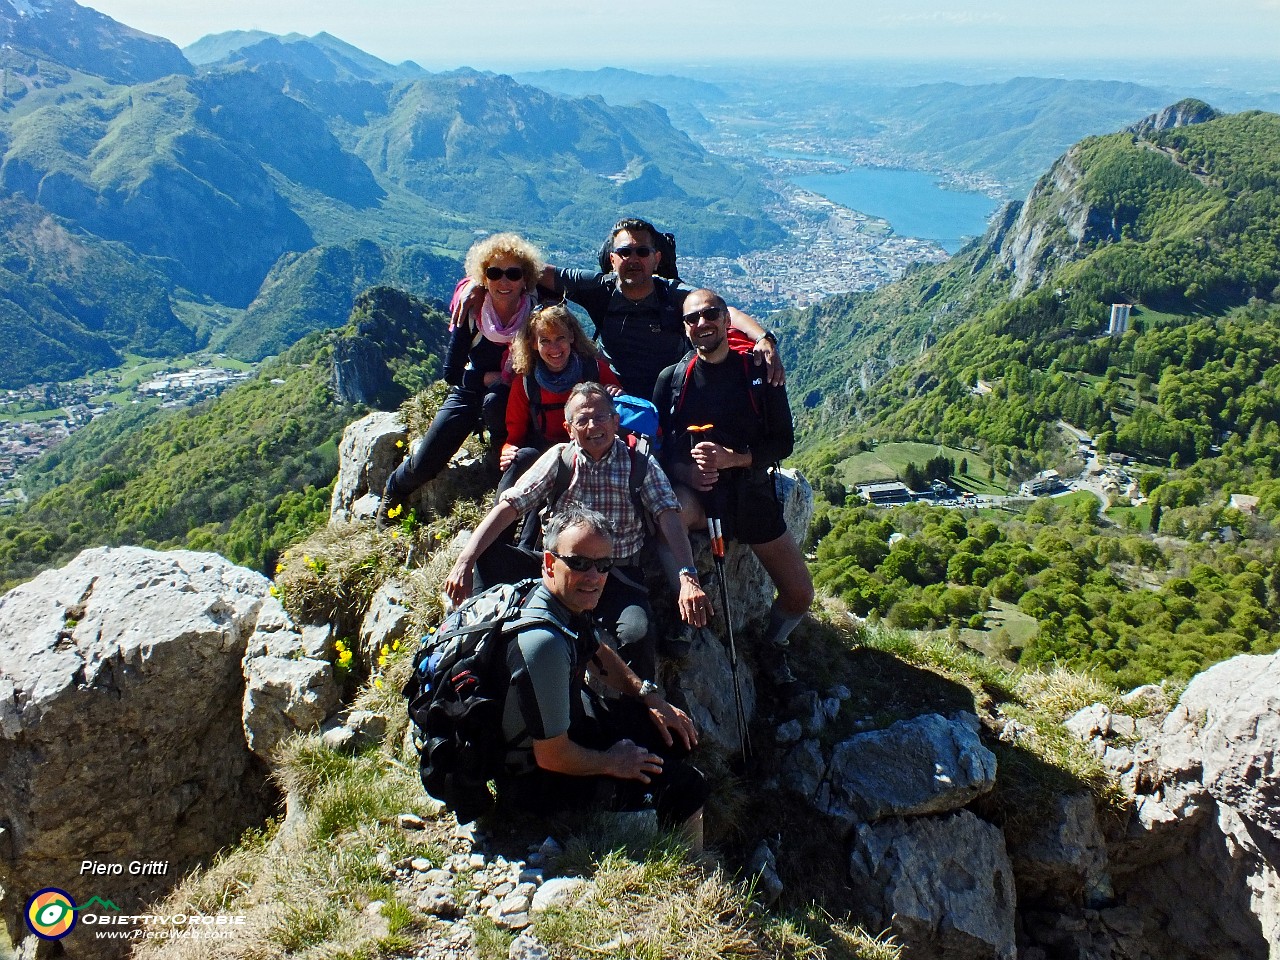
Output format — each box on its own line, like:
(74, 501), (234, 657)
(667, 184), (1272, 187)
(790, 166), (1001, 254)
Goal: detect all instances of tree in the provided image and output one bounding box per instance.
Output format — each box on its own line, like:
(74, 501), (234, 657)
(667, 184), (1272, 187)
(959, 457), (969, 475)
(1150, 501), (1163, 533)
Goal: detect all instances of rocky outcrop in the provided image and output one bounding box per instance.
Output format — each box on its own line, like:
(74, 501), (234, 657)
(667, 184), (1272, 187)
(0, 547), (341, 956)
(242, 599), (341, 761)
(1045, 651), (1280, 960)
(329, 410), (490, 524)
(849, 810), (1016, 960)
(332, 334), (393, 406)
(1126, 98), (1220, 136)
(997, 147), (1113, 297)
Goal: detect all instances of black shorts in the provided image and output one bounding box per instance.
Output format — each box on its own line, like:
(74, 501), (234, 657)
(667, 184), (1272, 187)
(498, 695), (707, 828)
(720, 469), (786, 545)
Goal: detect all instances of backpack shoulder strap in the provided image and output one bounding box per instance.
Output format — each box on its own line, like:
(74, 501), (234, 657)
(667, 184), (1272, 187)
(547, 444), (576, 516)
(524, 372), (543, 438)
(740, 352), (767, 419)
(669, 350), (699, 419)
(625, 435), (654, 533)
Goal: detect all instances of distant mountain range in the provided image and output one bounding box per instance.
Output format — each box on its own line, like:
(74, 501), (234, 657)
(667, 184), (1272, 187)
(2, 0), (1273, 393)
(0, 0), (780, 383)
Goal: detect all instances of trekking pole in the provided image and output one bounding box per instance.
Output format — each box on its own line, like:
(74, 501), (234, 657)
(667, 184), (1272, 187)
(687, 424), (752, 766)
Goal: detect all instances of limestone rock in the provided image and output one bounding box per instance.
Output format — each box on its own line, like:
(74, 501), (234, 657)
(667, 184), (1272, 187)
(531, 877), (588, 913)
(332, 334), (393, 406)
(359, 578), (414, 668)
(329, 411), (491, 525)
(825, 712), (997, 822)
(0, 547), (275, 954)
(1157, 652), (1280, 842)
(1008, 792), (1112, 910)
(1103, 650), (1280, 959)
(330, 410), (405, 522)
(664, 619), (756, 756)
(849, 810), (1016, 960)
(1126, 98), (1221, 136)
(241, 599), (341, 761)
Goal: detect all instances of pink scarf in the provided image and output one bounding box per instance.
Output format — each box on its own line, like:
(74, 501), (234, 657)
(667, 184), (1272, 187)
(478, 292), (531, 343)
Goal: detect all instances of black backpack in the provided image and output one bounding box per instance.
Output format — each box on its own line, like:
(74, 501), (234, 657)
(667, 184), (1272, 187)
(404, 579), (555, 821)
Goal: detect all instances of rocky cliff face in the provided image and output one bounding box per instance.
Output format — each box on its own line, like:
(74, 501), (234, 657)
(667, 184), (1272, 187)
(1126, 98), (1221, 136)
(996, 147), (1115, 297)
(995, 99), (1221, 299)
(0, 547), (341, 957)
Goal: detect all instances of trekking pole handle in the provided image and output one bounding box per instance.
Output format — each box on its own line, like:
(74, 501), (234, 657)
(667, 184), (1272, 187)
(708, 517), (725, 560)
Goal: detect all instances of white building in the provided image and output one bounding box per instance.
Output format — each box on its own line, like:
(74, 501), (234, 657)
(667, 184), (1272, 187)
(1108, 303), (1131, 336)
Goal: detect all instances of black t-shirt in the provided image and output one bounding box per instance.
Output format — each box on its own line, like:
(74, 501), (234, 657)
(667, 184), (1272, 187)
(554, 269), (692, 400)
(654, 352), (795, 476)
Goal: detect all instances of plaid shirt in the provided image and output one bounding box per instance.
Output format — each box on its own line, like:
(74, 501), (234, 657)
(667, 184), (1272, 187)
(499, 438), (679, 561)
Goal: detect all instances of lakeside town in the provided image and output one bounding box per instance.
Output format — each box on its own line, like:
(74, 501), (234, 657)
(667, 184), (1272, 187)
(0, 364), (253, 506)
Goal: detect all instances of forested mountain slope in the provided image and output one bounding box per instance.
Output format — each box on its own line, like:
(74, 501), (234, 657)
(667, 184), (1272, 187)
(0, 288), (447, 589)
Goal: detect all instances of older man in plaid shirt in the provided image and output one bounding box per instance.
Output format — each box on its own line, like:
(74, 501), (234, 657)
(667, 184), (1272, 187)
(445, 382), (709, 680)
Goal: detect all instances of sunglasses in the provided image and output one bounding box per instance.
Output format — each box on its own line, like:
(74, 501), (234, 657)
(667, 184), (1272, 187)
(683, 306), (725, 324)
(485, 266), (524, 281)
(549, 551), (615, 573)
(612, 246), (653, 259)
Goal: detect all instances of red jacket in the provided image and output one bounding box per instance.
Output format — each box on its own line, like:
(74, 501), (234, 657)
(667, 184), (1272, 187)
(504, 358), (621, 451)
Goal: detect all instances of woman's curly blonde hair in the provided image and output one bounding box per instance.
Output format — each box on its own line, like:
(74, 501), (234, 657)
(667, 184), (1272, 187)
(509, 303), (599, 376)
(464, 232), (545, 292)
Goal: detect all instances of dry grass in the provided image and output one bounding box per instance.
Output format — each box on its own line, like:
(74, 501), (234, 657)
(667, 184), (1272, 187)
(133, 737), (448, 960)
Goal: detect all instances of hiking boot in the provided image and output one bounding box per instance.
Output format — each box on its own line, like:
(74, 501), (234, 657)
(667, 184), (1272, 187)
(375, 496), (400, 531)
(761, 644), (802, 697)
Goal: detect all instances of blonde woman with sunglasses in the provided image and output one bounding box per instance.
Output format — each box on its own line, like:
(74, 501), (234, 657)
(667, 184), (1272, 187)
(379, 233), (544, 527)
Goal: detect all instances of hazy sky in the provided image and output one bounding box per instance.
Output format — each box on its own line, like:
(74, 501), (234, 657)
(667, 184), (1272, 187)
(83, 0), (1280, 70)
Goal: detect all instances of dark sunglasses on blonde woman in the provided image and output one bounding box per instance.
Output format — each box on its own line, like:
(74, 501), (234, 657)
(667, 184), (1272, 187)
(485, 266), (524, 281)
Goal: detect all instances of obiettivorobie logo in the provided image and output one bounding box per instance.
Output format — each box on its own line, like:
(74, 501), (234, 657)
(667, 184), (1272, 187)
(25, 885), (246, 944)
(25, 889), (118, 940)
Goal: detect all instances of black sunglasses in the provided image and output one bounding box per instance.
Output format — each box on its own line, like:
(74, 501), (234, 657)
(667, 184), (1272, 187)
(683, 306), (725, 324)
(612, 246), (653, 259)
(549, 551), (615, 574)
(485, 266), (524, 281)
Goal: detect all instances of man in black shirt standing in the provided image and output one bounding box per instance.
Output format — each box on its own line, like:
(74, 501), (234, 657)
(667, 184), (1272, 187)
(542, 219), (783, 400)
(654, 289), (814, 693)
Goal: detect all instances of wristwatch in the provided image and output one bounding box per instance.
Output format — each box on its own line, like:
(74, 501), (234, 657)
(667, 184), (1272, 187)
(637, 680), (660, 700)
(677, 565), (700, 583)
(754, 329), (778, 346)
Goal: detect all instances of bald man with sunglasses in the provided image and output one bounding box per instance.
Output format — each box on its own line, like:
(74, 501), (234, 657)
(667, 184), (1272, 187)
(445, 381), (711, 680)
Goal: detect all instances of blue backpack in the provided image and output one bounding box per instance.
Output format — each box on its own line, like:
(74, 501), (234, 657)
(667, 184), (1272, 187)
(613, 393), (660, 449)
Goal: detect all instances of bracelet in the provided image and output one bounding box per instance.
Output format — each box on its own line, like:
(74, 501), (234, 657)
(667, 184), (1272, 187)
(677, 565), (700, 582)
(754, 330), (778, 346)
(637, 680), (659, 700)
